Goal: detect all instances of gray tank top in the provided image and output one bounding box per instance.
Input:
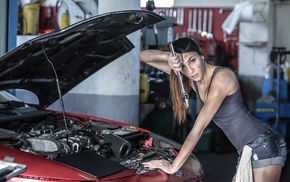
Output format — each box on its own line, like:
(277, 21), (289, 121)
(194, 67), (268, 154)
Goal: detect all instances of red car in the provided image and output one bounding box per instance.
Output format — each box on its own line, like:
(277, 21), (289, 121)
(0, 10), (204, 182)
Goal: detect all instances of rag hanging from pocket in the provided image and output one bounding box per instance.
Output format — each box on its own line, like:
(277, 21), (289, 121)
(236, 145), (253, 182)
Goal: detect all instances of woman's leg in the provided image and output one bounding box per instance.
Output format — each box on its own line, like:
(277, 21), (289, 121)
(253, 164), (283, 182)
(232, 165), (283, 182)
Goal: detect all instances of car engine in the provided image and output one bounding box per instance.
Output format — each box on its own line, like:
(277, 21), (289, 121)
(0, 114), (178, 174)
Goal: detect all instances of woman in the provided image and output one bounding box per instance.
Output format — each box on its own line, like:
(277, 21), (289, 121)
(140, 37), (287, 181)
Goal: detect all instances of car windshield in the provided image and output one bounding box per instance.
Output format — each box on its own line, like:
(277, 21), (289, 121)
(0, 90), (23, 103)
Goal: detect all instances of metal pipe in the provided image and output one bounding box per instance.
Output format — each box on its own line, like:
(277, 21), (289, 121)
(168, 42), (189, 109)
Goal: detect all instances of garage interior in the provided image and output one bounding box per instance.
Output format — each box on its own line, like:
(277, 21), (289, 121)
(1, 0), (290, 181)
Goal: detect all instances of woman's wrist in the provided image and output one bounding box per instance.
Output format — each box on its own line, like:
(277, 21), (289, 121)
(168, 163), (179, 174)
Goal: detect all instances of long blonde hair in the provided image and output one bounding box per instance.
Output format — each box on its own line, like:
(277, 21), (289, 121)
(169, 37), (207, 124)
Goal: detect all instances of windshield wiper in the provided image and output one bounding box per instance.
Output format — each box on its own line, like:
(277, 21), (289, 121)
(0, 101), (25, 108)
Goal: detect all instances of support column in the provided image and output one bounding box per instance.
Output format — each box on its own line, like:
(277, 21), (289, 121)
(0, 0), (8, 56)
(7, 0), (18, 51)
(49, 0), (142, 126)
(0, 0), (18, 54)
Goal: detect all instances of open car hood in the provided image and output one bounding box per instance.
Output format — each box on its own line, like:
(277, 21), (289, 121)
(0, 10), (164, 108)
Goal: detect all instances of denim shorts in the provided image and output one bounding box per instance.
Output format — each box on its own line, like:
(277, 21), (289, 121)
(238, 127), (287, 169)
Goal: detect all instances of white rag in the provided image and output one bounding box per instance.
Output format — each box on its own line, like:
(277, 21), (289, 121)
(236, 145), (253, 182)
(221, 1), (253, 35)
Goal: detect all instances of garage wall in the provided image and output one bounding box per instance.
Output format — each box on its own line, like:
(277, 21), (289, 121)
(173, 0), (241, 8)
(274, 1), (290, 59)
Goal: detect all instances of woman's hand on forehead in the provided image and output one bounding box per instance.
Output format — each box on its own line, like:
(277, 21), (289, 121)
(168, 53), (183, 74)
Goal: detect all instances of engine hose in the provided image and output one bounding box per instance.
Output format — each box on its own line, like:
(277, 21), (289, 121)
(19, 138), (31, 148)
(7, 140), (22, 148)
(77, 130), (105, 145)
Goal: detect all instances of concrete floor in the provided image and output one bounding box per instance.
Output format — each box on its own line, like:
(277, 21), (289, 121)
(194, 151), (290, 182)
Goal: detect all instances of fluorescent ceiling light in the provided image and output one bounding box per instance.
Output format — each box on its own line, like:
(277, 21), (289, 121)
(140, 0), (174, 8)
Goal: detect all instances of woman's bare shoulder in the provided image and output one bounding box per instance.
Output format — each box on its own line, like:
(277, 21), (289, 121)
(212, 68), (238, 94)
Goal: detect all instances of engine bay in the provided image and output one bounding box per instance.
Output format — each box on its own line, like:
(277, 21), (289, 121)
(0, 112), (179, 175)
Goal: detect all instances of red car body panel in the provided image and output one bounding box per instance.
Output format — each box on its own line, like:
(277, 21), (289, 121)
(0, 142), (203, 182)
(0, 146), (98, 181)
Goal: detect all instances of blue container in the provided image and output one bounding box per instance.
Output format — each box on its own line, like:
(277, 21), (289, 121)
(262, 79), (288, 101)
(255, 102), (290, 138)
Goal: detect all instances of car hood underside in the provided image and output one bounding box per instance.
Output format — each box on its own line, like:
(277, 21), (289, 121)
(0, 10), (164, 108)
